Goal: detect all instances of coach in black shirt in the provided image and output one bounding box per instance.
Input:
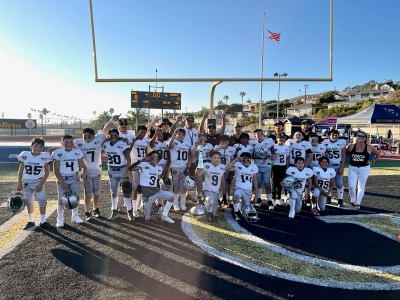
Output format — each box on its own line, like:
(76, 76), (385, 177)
(228, 123), (242, 146)
(269, 121), (289, 143)
(300, 119), (312, 141)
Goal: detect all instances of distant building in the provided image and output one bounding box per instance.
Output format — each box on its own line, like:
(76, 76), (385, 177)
(284, 103), (324, 117)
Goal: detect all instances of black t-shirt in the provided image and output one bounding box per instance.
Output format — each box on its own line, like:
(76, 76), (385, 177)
(301, 131), (311, 141)
(228, 135), (241, 147)
(207, 133), (220, 147)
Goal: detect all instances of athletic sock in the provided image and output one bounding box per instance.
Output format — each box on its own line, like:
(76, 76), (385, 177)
(40, 214), (46, 223)
(112, 197), (118, 210)
(132, 199), (137, 211)
(267, 193), (272, 201)
(289, 199), (296, 212)
(337, 187), (344, 200)
(163, 201), (173, 216)
(233, 202), (240, 212)
(258, 188), (262, 198)
(124, 198), (132, 210)
(174, 194), (179, 204)
(28, 213), (34, 222)
(137, 194), (143, 209)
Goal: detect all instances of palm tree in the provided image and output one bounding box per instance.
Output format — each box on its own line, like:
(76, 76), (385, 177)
(246, 98), (251, 104)
(223, 95), (229, 105)
(126, 109), (148, 128)
(239, 91), (246, 107)
(93, 111), (96, 119)
(98, 111), (111, 126)
(1, 112), (4, 118)
(27, 113), (32, 119)
(109, 108), (114, 115)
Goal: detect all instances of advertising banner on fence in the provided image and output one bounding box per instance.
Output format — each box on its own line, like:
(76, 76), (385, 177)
(46, 129), (65, 135)
(0, 119), (37, 129)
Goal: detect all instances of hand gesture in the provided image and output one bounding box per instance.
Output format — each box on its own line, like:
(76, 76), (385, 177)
(153, 118), (160, 123)
(221, 111), (226, 119)
(141, 157), (150, 163)
(176, 115), (183, 122)
(203, 112), (209, 119)
(173, 128), (180, 136)
(194, 140), (201, 147)
(112, 114), (122, 122)
(155, 127), (163, 134)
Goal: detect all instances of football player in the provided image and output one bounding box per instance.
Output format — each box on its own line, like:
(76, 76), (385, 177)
(191, 133), (214, 202)
(128, 151), (175, 223)
(74, 127), (106, 220)
(283, 157), (313, 219)
(286, 131), (313, 167)
(309, 134), (326, 169)
(250, 129), (277, 209)
(321, 130), (347, 207)
(233, 133), (254, 158)
(129, 125), (151, 215)
(271, 133), (290, 205)
(225, 152), (258, 221)
(102, 129), (132, 221)
(150, 127), (170, 175)
(17, 137), (53, 229)
(52, 135), (87, 227)
(213, 135), (236, 206)
(195, 151), (226, 222)
(168, 128), (192, 211)
(312, 156), (336, 215)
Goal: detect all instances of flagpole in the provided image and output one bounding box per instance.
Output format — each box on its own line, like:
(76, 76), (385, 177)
(258, 12), (265, 129)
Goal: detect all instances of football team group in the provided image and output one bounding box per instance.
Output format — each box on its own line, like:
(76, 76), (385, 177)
(12, 112), (380, 230)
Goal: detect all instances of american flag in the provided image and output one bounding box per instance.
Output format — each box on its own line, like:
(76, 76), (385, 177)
(268, 30), (281, 43)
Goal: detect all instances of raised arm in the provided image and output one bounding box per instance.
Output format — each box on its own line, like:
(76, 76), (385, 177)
(103, 114), (121, 134)
(146, 118), (160, 136)
(199, 112), (208, 134)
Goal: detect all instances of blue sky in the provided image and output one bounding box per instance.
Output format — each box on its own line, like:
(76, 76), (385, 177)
(0, 0), (399, 121)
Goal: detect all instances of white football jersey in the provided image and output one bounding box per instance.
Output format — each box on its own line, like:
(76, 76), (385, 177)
(131, 136), (151, 163)
(321, 139), (347, 165)
(183, 128), (199, 163)
(233, 143), (254, 157)
(309, 144), (326, 168)
(285, 139), (312, 165)
(196, 143), (214, 162)
(170, 140), (191, 168)
(138, 162), (162, 187)
(102, 140), (130, 168)
(286, 166), (313, 191)
(273, 144), (290, 166)
(52, 149), (84, 176)
(250, 138), (275, 167)
(313, 167), (336, 191)
(233, 161), (258, 191)
(213, 145), (236, 166)
(18, 151), (52, 180)
(152, 140), (169, 167)
(118, 131), (135, 144)
(74, 134), (106, 172)
(202, 162), (226, 193)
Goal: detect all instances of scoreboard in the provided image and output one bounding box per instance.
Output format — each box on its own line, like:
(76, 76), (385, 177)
(131, 91), (181, 110)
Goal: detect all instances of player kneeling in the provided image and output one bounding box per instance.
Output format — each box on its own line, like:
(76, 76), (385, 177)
(282, 157), (312, 219)
(129, 151), (175, 223)
(311, 157), (336, 215)
(195, 151), (226, 223)
(225, 152), (258, 221)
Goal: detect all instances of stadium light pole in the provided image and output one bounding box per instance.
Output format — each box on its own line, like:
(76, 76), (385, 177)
(274, 72), (288, 122)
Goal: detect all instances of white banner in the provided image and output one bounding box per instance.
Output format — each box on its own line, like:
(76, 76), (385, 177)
(46, 129), (65, 135)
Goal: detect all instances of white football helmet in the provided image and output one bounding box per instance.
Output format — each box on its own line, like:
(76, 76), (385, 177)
(160, 175), (172, 191)
(190, 204), (207, 219)
(7, 191), (26, 213)
(241, 205), (258, 222)
(183, 176), (197, 191)
(62, 189), (79, 209)
(254, 145), (271, 159)
(281, 176), (302, 191)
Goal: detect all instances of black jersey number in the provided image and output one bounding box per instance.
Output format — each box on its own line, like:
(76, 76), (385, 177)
(149, 176), (157, 186)
(24, 165), (43, 175)
(221, 156), (227, 165)
(137, 147), (146, 158)
(313, 153), (322, 161)
(157, 149), (168, 160)
(291, 149), (302, 159)
(211, 175), (219, 186)
(326, 150), (340, 159)
(317, 179), (329, 190)
(66, 162), (75, 171)
(87, 150), (95, 162)
(241, 174), (253, 183)
(177, 150), (188, 161)
(279, 154), (285, 163)
(108, 155), (121, 165)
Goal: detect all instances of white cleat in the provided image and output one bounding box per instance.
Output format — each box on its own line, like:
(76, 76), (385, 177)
(71, 215), (84, 224)
(133, 210), (139, 217)
(180, 204), (187, 211)
(173, 202), (181, 211)
(161, 215), (175, 223)
(288, 210), (295, 219)
(56, 218), (64, 228)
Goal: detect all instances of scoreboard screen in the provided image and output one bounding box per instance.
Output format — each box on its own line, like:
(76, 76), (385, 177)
(131, 91), (181, 110)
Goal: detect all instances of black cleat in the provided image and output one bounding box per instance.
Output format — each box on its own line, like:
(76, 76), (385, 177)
(22, 222), (35, 230)
(127, 209), (135, 221)
(39, 221), (52, 229)
(255, 198), (262, 208)
(93, 208), (101, 218)
(108, 210), (118, 221)
(232, 211), (241, 221)
(85, 211), (92, 221)
(326, 196), (331, 204)
(337, 199), (343, 207)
